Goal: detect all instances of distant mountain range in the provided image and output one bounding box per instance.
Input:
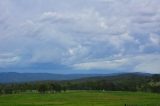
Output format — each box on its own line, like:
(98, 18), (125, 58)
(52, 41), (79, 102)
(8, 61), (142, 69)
(0, 72), (152, 83)
(0, 72), (108, 83)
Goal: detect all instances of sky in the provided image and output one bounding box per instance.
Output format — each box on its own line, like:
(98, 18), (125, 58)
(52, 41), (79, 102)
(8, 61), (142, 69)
(0, 0), (160, 74)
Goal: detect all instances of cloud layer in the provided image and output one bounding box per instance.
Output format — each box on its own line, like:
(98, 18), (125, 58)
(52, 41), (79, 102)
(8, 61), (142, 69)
(0, 0), (160, 73)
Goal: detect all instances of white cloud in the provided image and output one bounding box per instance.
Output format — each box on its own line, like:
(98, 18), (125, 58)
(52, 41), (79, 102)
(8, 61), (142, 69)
(149, 33), (160, 45)
(73, 58), (128, 70)
(134, 54), (160, 73)
(0, 0), (160, 73)
(135, 61), (160, 74)
(0, 53), (20, 68)
(73, 54), (160, 73)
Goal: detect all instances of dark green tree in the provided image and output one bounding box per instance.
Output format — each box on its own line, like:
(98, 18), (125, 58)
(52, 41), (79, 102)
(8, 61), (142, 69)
(38, 84), (48, 93)
(4, 87), (13, 94)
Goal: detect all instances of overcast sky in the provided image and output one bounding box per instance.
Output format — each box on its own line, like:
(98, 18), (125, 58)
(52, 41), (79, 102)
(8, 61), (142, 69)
(0, 0), (160, 74)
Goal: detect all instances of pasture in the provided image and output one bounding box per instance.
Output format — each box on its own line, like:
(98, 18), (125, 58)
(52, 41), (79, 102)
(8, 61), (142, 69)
(0, 91), (160, 106)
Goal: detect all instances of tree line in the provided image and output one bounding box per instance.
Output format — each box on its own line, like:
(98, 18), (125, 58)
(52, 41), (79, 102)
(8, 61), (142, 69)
(0, 82), (66, 94)
(0, 74), (160, 94)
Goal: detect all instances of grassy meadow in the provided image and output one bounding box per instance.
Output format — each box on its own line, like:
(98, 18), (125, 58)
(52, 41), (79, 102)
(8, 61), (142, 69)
(0, 91), (160, 106)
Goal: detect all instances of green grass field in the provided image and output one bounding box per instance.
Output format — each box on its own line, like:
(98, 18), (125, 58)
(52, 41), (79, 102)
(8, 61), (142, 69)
(0, 91), (160, 106)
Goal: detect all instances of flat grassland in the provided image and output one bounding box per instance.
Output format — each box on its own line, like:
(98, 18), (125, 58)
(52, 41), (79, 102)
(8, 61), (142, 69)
(0, 91), (160, 106)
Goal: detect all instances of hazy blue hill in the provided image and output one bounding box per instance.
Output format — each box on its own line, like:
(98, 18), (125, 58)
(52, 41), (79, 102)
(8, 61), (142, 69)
(0, 72), (152, 83)
(0, 72), (109, 83)
(67, 72), (152, 83)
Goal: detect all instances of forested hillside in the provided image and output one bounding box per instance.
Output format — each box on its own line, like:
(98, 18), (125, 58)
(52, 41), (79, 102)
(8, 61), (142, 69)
(0, 73), (160, 94)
